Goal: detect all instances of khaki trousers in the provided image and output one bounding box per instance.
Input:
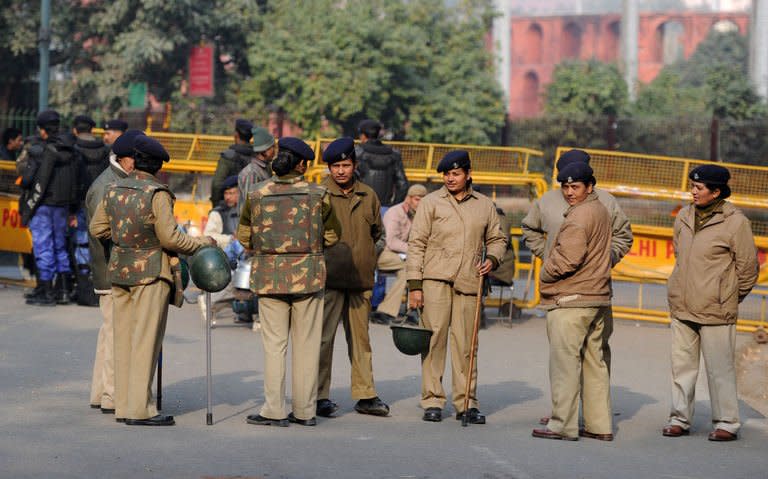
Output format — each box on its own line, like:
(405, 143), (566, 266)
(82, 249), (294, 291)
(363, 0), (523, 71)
(420, 280), (479, 412)
(546, 306), (612, 438)
(89, 293), (115, 408)
(375, 250), (406, 318)
(668, 318), (740, 434)
(258, 293), (323, 421)
(318, 289), (377, 400)
(113, 280), (170, 420)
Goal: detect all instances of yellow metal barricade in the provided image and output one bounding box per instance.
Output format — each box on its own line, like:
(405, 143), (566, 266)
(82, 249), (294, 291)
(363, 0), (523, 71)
(554, 146), (768, 333)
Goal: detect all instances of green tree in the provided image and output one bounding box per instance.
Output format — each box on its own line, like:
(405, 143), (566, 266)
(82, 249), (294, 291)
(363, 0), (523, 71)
(241, 0), (505, 144)
(544, 60), (628, 117)
(633, 70), (706, 117)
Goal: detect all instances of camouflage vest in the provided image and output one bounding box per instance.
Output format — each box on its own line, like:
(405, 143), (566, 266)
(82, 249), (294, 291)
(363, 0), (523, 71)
(248, 176), (326, 295)
(104, 171), (172, 286)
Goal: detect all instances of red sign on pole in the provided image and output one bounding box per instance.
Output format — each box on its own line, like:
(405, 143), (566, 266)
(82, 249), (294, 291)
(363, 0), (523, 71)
(189, 44), (214, 97)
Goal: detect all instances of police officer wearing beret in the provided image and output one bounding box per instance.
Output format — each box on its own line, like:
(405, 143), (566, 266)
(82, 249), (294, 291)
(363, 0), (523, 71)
(90, 136), (214, 425)
(662, 165), (758, 441)
(531, 162), (614, 441)
(86, 129), (144, 413)
(211, 119), (255, 207)
(407, 150), (507, 424)
(317, 137), (391, 417)
(102, 119), (128, 146)
(238, 137), (341, 426)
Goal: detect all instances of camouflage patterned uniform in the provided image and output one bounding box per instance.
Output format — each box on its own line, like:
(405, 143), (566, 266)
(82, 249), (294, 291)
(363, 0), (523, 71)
(90, 171), (207, 420)
(237, 172), (340, 421)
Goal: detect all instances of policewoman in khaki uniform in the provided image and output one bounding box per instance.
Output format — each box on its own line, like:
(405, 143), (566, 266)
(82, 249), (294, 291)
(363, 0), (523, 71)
(317, 137), (390, 418)
(407, 150), (507, 424)
(662, 165), (759, 442)
(237, 138), (340, 427)
(86, 130), (143, 414)
(531, 162), (613, 442)
(90, 136), (211, 426)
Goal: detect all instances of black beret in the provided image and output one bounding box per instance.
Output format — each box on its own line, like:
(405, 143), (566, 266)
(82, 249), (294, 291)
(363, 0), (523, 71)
(222, 175), (239, 190)
(73, 115), (96, 128)
(437, 150), (471, 173)
(134, 136), (170, 163)
(36, 110), (60, 127)
(557, 162), (594, 185)
(322, 137), (356, 164)
(111, 129), (145, 158)
(235, 119), (253, 132)
(278, 137), (315, 161)
(689, 164), (731, 198)
(358, 119), (381, 133)
(103, 119), (128, 131)
(556, 149), (591, 171)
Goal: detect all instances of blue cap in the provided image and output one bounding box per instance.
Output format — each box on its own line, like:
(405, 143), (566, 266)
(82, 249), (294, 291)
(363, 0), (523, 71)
(73, 115), (95, 128)
(278, 137), (315, 161)
(322, 137), (356, 164)
(103, 119), (128, 131)
(36, 110), (60, 127)
(134, 136), (170, 163)
(556, 149), (591, 171)
(436, 150), (470, 173)
(222, 175), (239, 190)
(235, 119), (253, 133)
(557, 162), (594, 185)
(111, 129), (145, 158)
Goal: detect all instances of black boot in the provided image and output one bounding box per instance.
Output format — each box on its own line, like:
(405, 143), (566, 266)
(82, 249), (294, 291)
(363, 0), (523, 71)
(54, 274), (72, 305)
(26, 280), (56, 306)
(24, 281), (44, 300)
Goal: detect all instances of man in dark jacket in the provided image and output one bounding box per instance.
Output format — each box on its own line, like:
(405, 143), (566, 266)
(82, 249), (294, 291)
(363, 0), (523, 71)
(20, 110), (79, 306)
(1, 127), (23, 160)
(210, 119), (254, 207)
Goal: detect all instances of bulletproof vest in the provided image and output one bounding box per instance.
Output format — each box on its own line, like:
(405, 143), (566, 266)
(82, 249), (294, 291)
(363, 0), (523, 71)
(104, 172), (172, 286)
(212, 203), (239, 235)
(248, 176), (326, 295)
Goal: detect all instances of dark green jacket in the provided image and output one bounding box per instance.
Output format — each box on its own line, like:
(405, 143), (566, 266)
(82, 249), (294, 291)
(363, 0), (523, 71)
(210, 144), (253, 206)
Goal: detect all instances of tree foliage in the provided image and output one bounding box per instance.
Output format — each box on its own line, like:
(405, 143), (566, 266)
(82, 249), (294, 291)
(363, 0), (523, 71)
(544, 60), (628, 117)
(241, 0), (505, 143)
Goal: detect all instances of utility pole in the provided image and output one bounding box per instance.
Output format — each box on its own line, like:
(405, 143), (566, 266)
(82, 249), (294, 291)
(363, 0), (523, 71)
(750, 0), (768, 99)
(621, 0), (638, 102)
(492, 0), (511, 143)
(38, 0), (51, 112)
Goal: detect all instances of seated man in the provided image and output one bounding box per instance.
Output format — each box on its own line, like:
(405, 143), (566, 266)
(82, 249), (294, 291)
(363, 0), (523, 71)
(371, 184), (427, 324)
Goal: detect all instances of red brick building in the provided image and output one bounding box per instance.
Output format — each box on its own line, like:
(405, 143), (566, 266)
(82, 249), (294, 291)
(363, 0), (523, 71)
(508, 12), (749, 117)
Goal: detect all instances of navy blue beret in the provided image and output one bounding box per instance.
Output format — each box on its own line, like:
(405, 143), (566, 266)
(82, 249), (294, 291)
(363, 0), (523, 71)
(689, 164), (730, 185)
(278, 137), (315, 161)
(557, 162), (594, 185)
(222, 175), (239, 190)
(36, 110), (60, 127)
(73, 115), (95, 128)
(111, 129), (145, 158)
(323, 137), (356, 164)
(556, 149), (591, 171)
(437, 150), (471, 173)
(358, 119), (381, 135)
(235, 119), (253, 132)
(134, 136), (170, 163)
(103, 119), (128, 131)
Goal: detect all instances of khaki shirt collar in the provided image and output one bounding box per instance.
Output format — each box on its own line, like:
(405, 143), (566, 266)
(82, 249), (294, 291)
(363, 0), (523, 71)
(563, 191), (599, 217)
(438, 185), (477, 203)
(325, 177), (368, 198)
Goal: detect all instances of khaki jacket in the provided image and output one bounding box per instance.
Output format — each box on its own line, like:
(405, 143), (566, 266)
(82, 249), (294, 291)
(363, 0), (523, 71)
(667, 201), (759, 325)
(406, 186), (507, 295)
(322, 177), (383, 290)
(522, 187), (632, 266)
(539, 193), (612, 309)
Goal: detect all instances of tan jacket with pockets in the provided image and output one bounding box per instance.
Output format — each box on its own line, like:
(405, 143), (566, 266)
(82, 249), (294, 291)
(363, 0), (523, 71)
(539, 192), (612, 309)
(667, 201), (759, 325)
(406, 186), (507, 295)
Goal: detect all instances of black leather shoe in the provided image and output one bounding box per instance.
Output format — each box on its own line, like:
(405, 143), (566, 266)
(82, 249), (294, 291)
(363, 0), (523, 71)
(101, 408), (115, 414)
(354, 397), (390, 416)
(422, 407), (442, 422)
(116, 418), (126, 423)
(316, 399), (339, 417)
(455, 408), (486, 424)
(288, 412), (317, 426)
(124, 415), (175, 426)
(246, 414), (288, 427)
(90, 404), (100, 409)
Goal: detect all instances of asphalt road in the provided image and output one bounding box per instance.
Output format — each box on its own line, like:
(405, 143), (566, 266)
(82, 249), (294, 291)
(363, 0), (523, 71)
(1, 284), (766, 479)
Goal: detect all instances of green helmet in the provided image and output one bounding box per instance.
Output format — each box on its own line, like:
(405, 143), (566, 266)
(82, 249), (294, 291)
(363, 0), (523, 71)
(189, 246), (231, 292)
(390, 325), (433, 356)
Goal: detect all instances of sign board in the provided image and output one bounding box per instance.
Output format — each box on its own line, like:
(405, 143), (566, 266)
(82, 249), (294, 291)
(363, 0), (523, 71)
(189, 44), (215, 98)
(128, 82), (147, 108)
